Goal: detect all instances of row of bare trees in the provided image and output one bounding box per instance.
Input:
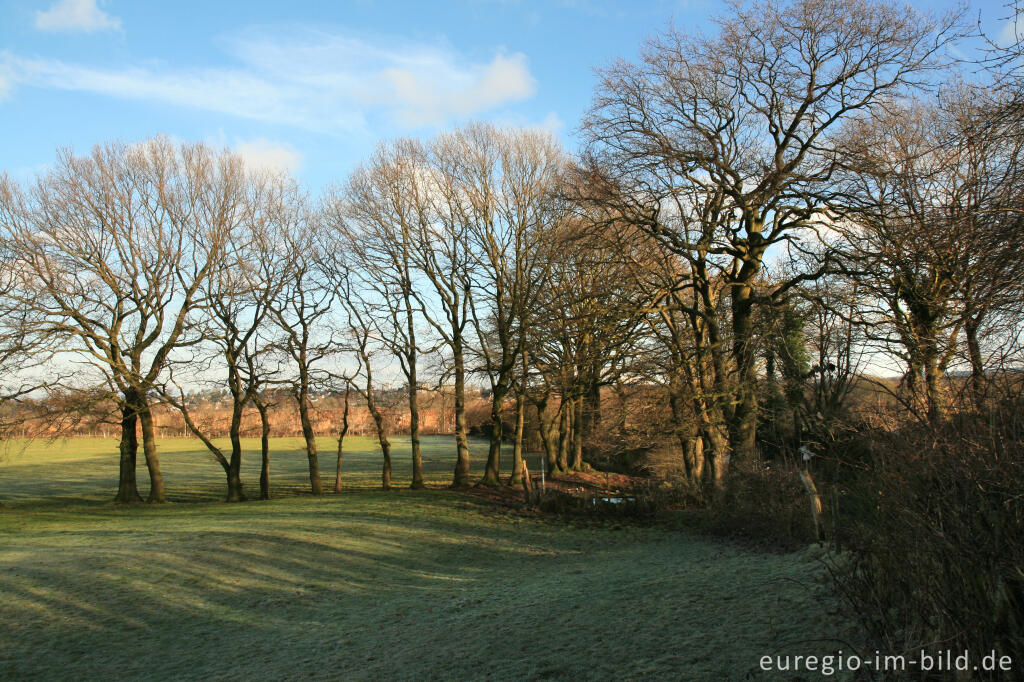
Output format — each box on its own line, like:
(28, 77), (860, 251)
(0, 0), (1021, 504)
(0, 124), (579, 501)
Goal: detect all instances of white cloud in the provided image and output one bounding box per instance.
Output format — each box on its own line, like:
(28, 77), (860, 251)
(0, 73), (11, 103)
(0, 27), (537, 134)
(222, 28), (537, 127)
(233, 138), (303, 175)
(35, 0), (122, 33)
(383, 52), (535, 126)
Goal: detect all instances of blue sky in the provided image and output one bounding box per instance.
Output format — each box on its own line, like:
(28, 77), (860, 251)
(0, 0), (1015, 190)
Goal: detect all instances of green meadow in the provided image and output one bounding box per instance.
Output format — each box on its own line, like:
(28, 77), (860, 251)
(0, 437), (854, 680)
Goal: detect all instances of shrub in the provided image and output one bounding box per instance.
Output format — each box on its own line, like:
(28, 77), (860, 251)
(830, 406), (1024, 680)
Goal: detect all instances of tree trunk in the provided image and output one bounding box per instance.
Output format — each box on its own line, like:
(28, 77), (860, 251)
(922, 338), (945, 424)
(451, 344), (471, 486)
(924, 359), (943, 423)
(613, 381), (629, 436)
(965, 314), (986, 405)
(508, 389), (526, 486)
(668, 388), (693, 483)
(729, 281), (759, 464)
(520, 460), (533, 494)
(166, 395), (237, 502)
(256, 398), (271, 500)
(582, 371), (601, 458)
(296, 390), (322, 495)
(225, 468), (245, 503)
(705, 425), (730, 493)
(535, 395), (558, 476)
(335, 386), (350, 493)
(358, 352), (393, 491)
(569, 396), (584, 471)
(334, 433), (344, 493)
(480, 384), (507, 486)
(903, 357), (920, 405)
(137, 401), (166, 503)
(556, 398), (569, 472)
(373, 411), (392, 491)
(800, 467), (825, 542)
(689, 436), (705, 484)
(405, 285), (424, 489)
(408, 373), (424, 490)
(365, 389), (392, 491)
(226, 402), (246, 503)
(115, 397), (142, 504)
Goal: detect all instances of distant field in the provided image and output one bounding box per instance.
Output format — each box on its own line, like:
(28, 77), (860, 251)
(0, 434), (529, 504)
(0, 437), (855, 680)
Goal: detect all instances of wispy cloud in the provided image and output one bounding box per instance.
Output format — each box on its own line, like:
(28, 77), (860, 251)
(34, 0), (122, 33)
(488, 110), (566, 137)
(221, 27), (537, 127)
(232, 138), (303, 176)
(1, 52), (346, 131)
(383, 53), (535, 126)
(537, 111), (564, 134)
(0, 27), (537, 136)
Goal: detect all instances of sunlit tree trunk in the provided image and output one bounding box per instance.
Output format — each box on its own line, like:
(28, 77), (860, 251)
(556, 398), (569, 472)
(569, 396), (584, 471)
(480, 380), (507, 486)
(668, 387), (694, 483)
(452, 343), (471, 486)
(295, 369), (323, 495)
(508, 388), (526, 486)
(115, 394), (142, 504)
(534, 393), (558, 476)
(137, 399), (166, 503)
(704, 425), (730, 493)
(363, 370), (392, 491)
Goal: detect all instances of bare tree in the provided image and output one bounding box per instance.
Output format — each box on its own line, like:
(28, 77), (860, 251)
(0, 215), (60, 436)
(980, 1), (1024, 125)
(408, 133), (477, 486)
(581, 0), (962, 481)
(328, 139), (433, 489)
(158, 172), (296, 501)
(333, 379), (353, 493)
(625, 233), (732, 487)
(834, 86), (1024, 420)
(525, 216), (650, 474)
(332, 262), (395, 490)
(438, 123), (566, 486)
(798, 273), (864, 440)
(266, 192), (336, 496)
(0, 138), (239, 502)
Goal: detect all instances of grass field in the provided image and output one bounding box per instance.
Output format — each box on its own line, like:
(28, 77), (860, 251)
(0, 436), (855, 680)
